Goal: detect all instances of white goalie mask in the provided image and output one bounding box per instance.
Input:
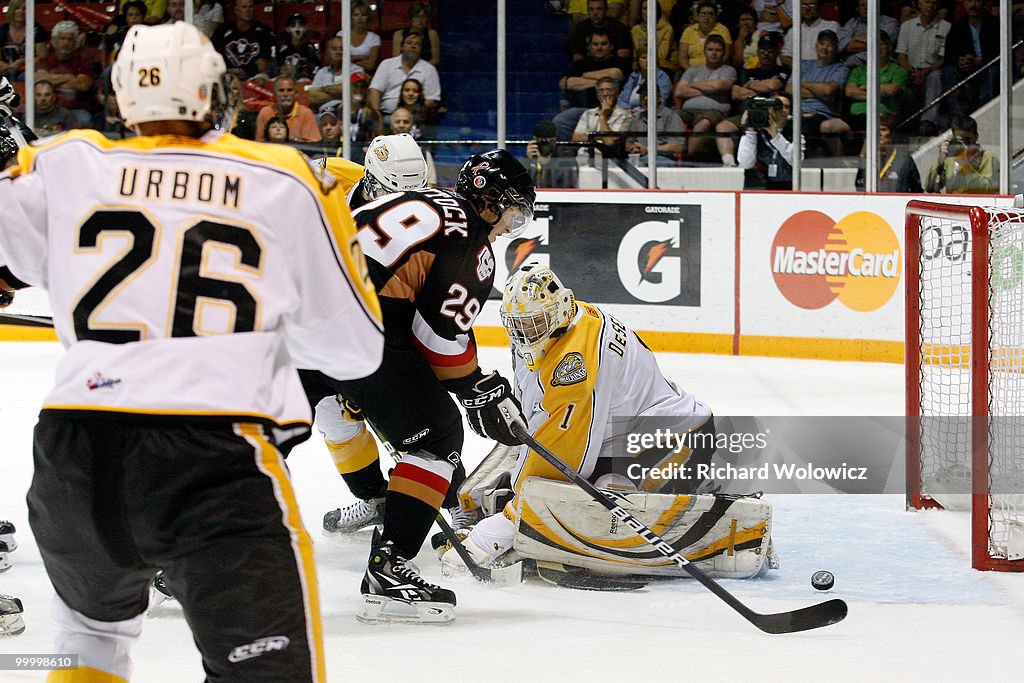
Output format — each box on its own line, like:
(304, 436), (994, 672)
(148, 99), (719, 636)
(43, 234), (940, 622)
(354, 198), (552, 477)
(501, 264), (575, 371)
(112, 22), (229, 129)
(362, 133), (428, 199)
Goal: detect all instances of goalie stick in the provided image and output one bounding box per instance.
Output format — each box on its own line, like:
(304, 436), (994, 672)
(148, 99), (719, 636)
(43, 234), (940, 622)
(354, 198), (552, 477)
(363, 418), (523, 586)
(511, 423), (848, 634)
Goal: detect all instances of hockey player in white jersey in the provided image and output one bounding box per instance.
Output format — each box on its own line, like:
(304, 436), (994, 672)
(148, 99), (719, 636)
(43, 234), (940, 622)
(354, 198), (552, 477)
(0, 22), (382, 682)
(442, 265), (775, 582)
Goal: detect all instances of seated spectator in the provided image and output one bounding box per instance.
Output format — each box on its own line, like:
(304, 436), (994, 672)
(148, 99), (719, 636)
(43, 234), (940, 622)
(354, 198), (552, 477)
(521, 119), (578, 188)
(264, 115), (289, 144)
(0, 0), (49, 81)
(348, 71), (382, 145)
(222, 74), (255, 140)
(163, 0), (186, 23)
(678, 1), (733, 71)
(630, 0), (675, 72)
(942, 0), (998, 112)
(91, 90), (133, 139)
(572, 76), (632, 160)
(618, 47), (673, 110)
(255, 76), (321, 142)
(625, 85), (685, 166)
(388, 106), (436, 185)
(33, 80), (77, 137)
(716, 32), (789, 166)
(277, 13), (320, 83)
(397, 77), (443, 138)
(570, 0), (628, 25)
(896, 0), (949, 135)
(845, 31), (908, 129)
(785, 29), (849, 156)
(730, 7), (766, 71)
(839, 0), (900, 67)
(674, 34), (736, 158)
(105, 1), (148, 62)
(34, 21), (98, 128)
(309, 37), (348, 108)
(567, 0), (632, 62)
(368, 31), (441, 117)
(317, 101), (343, 145)
(213, 0), (274, 80)
(752, 0), (793, 36)
(555, 29), (631, 139)
(737, 94), (802, 189)
(926, 114), (998, 194)
(194, 0), (224, 37)
(856, 115), (922, 192)
(121, 0), (170, 25)
(339, 1), (381, 75)
(781, 0), (839, 67)
(392, 2), (440, 67)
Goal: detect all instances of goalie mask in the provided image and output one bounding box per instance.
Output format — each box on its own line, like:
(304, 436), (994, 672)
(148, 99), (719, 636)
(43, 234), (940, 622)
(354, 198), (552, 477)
(112, 22), (231, 130)
(501, 264), (575, 371)
(362, 133), (428, 199)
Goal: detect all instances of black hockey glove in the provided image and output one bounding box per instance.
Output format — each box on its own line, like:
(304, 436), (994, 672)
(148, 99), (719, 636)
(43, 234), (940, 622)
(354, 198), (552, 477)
(446, 369), (526, 447)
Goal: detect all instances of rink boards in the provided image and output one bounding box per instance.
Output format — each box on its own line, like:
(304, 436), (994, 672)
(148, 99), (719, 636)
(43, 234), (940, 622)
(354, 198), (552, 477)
(1, 190), (1010, 362)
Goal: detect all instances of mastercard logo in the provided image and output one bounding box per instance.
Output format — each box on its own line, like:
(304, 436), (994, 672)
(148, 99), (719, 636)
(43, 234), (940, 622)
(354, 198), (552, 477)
(770, 210), (902, 312)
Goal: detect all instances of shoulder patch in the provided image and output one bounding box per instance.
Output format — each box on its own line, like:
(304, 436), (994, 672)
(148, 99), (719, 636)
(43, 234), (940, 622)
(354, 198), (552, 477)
(476, 245), (495, 282)
(551, 352), (587, 387)
(306, 155), (337, 192)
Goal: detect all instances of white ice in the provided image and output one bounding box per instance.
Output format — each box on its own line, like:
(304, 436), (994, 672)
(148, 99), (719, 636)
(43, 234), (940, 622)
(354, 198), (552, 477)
(1, 343), (1023, 682)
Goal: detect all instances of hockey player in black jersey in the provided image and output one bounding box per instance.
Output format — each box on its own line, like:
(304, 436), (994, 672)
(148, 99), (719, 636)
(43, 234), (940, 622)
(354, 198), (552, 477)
(316, 149), (534, 623)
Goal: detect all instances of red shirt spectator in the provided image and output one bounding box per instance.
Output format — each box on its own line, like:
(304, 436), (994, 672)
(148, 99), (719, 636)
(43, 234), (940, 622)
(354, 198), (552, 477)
(35, 21), (98, 117)
(255, 76), (321, 142)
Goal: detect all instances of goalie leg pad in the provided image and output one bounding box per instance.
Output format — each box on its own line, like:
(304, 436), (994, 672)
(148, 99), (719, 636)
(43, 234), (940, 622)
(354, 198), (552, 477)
(512, 478), (773, 579)
(456, 443), (520, 515)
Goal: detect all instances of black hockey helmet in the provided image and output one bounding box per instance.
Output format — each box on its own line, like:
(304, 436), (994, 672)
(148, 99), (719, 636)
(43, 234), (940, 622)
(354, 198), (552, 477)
(456, 149), (536, 237)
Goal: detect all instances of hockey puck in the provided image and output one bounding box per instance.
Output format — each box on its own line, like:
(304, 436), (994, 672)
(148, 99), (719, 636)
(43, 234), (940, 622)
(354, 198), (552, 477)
(811, 570), (835, 591)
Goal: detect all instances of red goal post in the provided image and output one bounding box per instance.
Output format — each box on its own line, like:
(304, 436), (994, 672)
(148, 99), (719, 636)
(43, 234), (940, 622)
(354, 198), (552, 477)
(905, 200), (1024, 572)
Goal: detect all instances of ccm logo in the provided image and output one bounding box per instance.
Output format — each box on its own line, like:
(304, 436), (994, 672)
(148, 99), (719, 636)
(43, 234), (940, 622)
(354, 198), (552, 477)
(228, 636), (290, 663)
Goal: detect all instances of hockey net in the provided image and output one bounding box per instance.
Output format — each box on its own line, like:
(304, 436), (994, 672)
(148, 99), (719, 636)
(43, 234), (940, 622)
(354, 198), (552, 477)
(906, 200), (1024, 571)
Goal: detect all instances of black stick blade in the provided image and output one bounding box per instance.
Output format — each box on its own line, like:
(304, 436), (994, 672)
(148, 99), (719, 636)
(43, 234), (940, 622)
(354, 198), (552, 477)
(751, 599), (848, 634)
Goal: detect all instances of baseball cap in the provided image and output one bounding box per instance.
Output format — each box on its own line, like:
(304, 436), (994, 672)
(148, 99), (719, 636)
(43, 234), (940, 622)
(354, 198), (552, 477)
(533, 120), (557, 139)
(817, 29), (839, 44)
(758, 32), (781, 49)
(317, 100), (342, 124)
(351, 71), (370, 85)
(287, 12), (306, 26)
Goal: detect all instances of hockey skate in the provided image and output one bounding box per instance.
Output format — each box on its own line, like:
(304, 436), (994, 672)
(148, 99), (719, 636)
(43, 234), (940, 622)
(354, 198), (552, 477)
(322, 497), (385, 535)
(0, 594), (24, 636)
(358, 529), (455, 624)
(0, 520), (15, 552)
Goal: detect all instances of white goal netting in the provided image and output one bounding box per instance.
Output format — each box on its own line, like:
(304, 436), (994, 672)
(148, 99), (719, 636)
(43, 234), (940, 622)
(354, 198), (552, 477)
(914, 208), (1024, 565)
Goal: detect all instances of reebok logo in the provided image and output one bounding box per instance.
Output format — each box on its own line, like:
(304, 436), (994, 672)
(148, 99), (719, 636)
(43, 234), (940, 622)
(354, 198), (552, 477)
(227, 636), (290, 663)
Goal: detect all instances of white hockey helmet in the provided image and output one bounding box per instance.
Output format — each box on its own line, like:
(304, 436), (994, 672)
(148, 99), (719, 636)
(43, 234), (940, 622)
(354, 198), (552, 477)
(112, 22), (228, 129)
(501, 263), (575, 371)
(362, 133), (428, 199)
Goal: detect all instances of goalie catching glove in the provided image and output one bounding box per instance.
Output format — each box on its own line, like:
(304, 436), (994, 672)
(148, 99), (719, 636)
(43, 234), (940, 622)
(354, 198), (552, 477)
(446, 369), (526, 446)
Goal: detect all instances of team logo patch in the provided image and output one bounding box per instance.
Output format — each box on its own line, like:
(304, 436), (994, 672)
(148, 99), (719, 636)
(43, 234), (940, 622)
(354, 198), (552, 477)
(473, 176), (486, 188)
(86, 372), (122, 391)
(374, 144), (389, 162)
(476, 246), (495, 282)
(551, 352), (587, 387)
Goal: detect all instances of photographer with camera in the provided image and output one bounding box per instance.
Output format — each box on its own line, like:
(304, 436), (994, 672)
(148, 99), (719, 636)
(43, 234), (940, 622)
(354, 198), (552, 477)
(737, 93), (803, 190)
(926, 115), (998, 195)
(523, 119), (578, 188)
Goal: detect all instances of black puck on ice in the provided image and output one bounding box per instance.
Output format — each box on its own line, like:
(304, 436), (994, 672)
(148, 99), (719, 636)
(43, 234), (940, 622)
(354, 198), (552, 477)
(811, 570), (835, 591)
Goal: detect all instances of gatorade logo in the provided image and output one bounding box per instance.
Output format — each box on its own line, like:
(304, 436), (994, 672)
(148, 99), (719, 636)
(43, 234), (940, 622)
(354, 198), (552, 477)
(771, 210), (902, 312)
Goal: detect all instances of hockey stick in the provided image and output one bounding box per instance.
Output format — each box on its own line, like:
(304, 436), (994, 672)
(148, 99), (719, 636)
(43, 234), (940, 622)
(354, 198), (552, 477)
(511, 423), (848, 634)
(363, 418), (523, 586)
(0, 312), (54, 327)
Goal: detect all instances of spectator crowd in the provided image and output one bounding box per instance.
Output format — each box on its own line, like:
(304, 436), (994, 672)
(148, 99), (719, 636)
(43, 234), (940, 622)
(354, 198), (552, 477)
(0, 0), (1013, 192)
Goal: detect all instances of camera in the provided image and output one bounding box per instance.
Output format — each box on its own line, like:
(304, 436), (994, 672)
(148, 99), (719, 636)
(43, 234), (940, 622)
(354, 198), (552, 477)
(536, 138), (557, 157)
(746, 96), (782, 129)
(946, 136), (969, 157)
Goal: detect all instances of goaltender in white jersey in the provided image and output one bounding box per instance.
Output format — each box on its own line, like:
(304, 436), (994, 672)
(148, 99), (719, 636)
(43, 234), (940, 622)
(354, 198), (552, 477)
(0, 22), (382, 682)
(444, 264), (775, 581)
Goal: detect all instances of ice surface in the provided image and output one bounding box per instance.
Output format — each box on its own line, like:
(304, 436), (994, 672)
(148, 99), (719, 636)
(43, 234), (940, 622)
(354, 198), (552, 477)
(2, 343), (1023, 682)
